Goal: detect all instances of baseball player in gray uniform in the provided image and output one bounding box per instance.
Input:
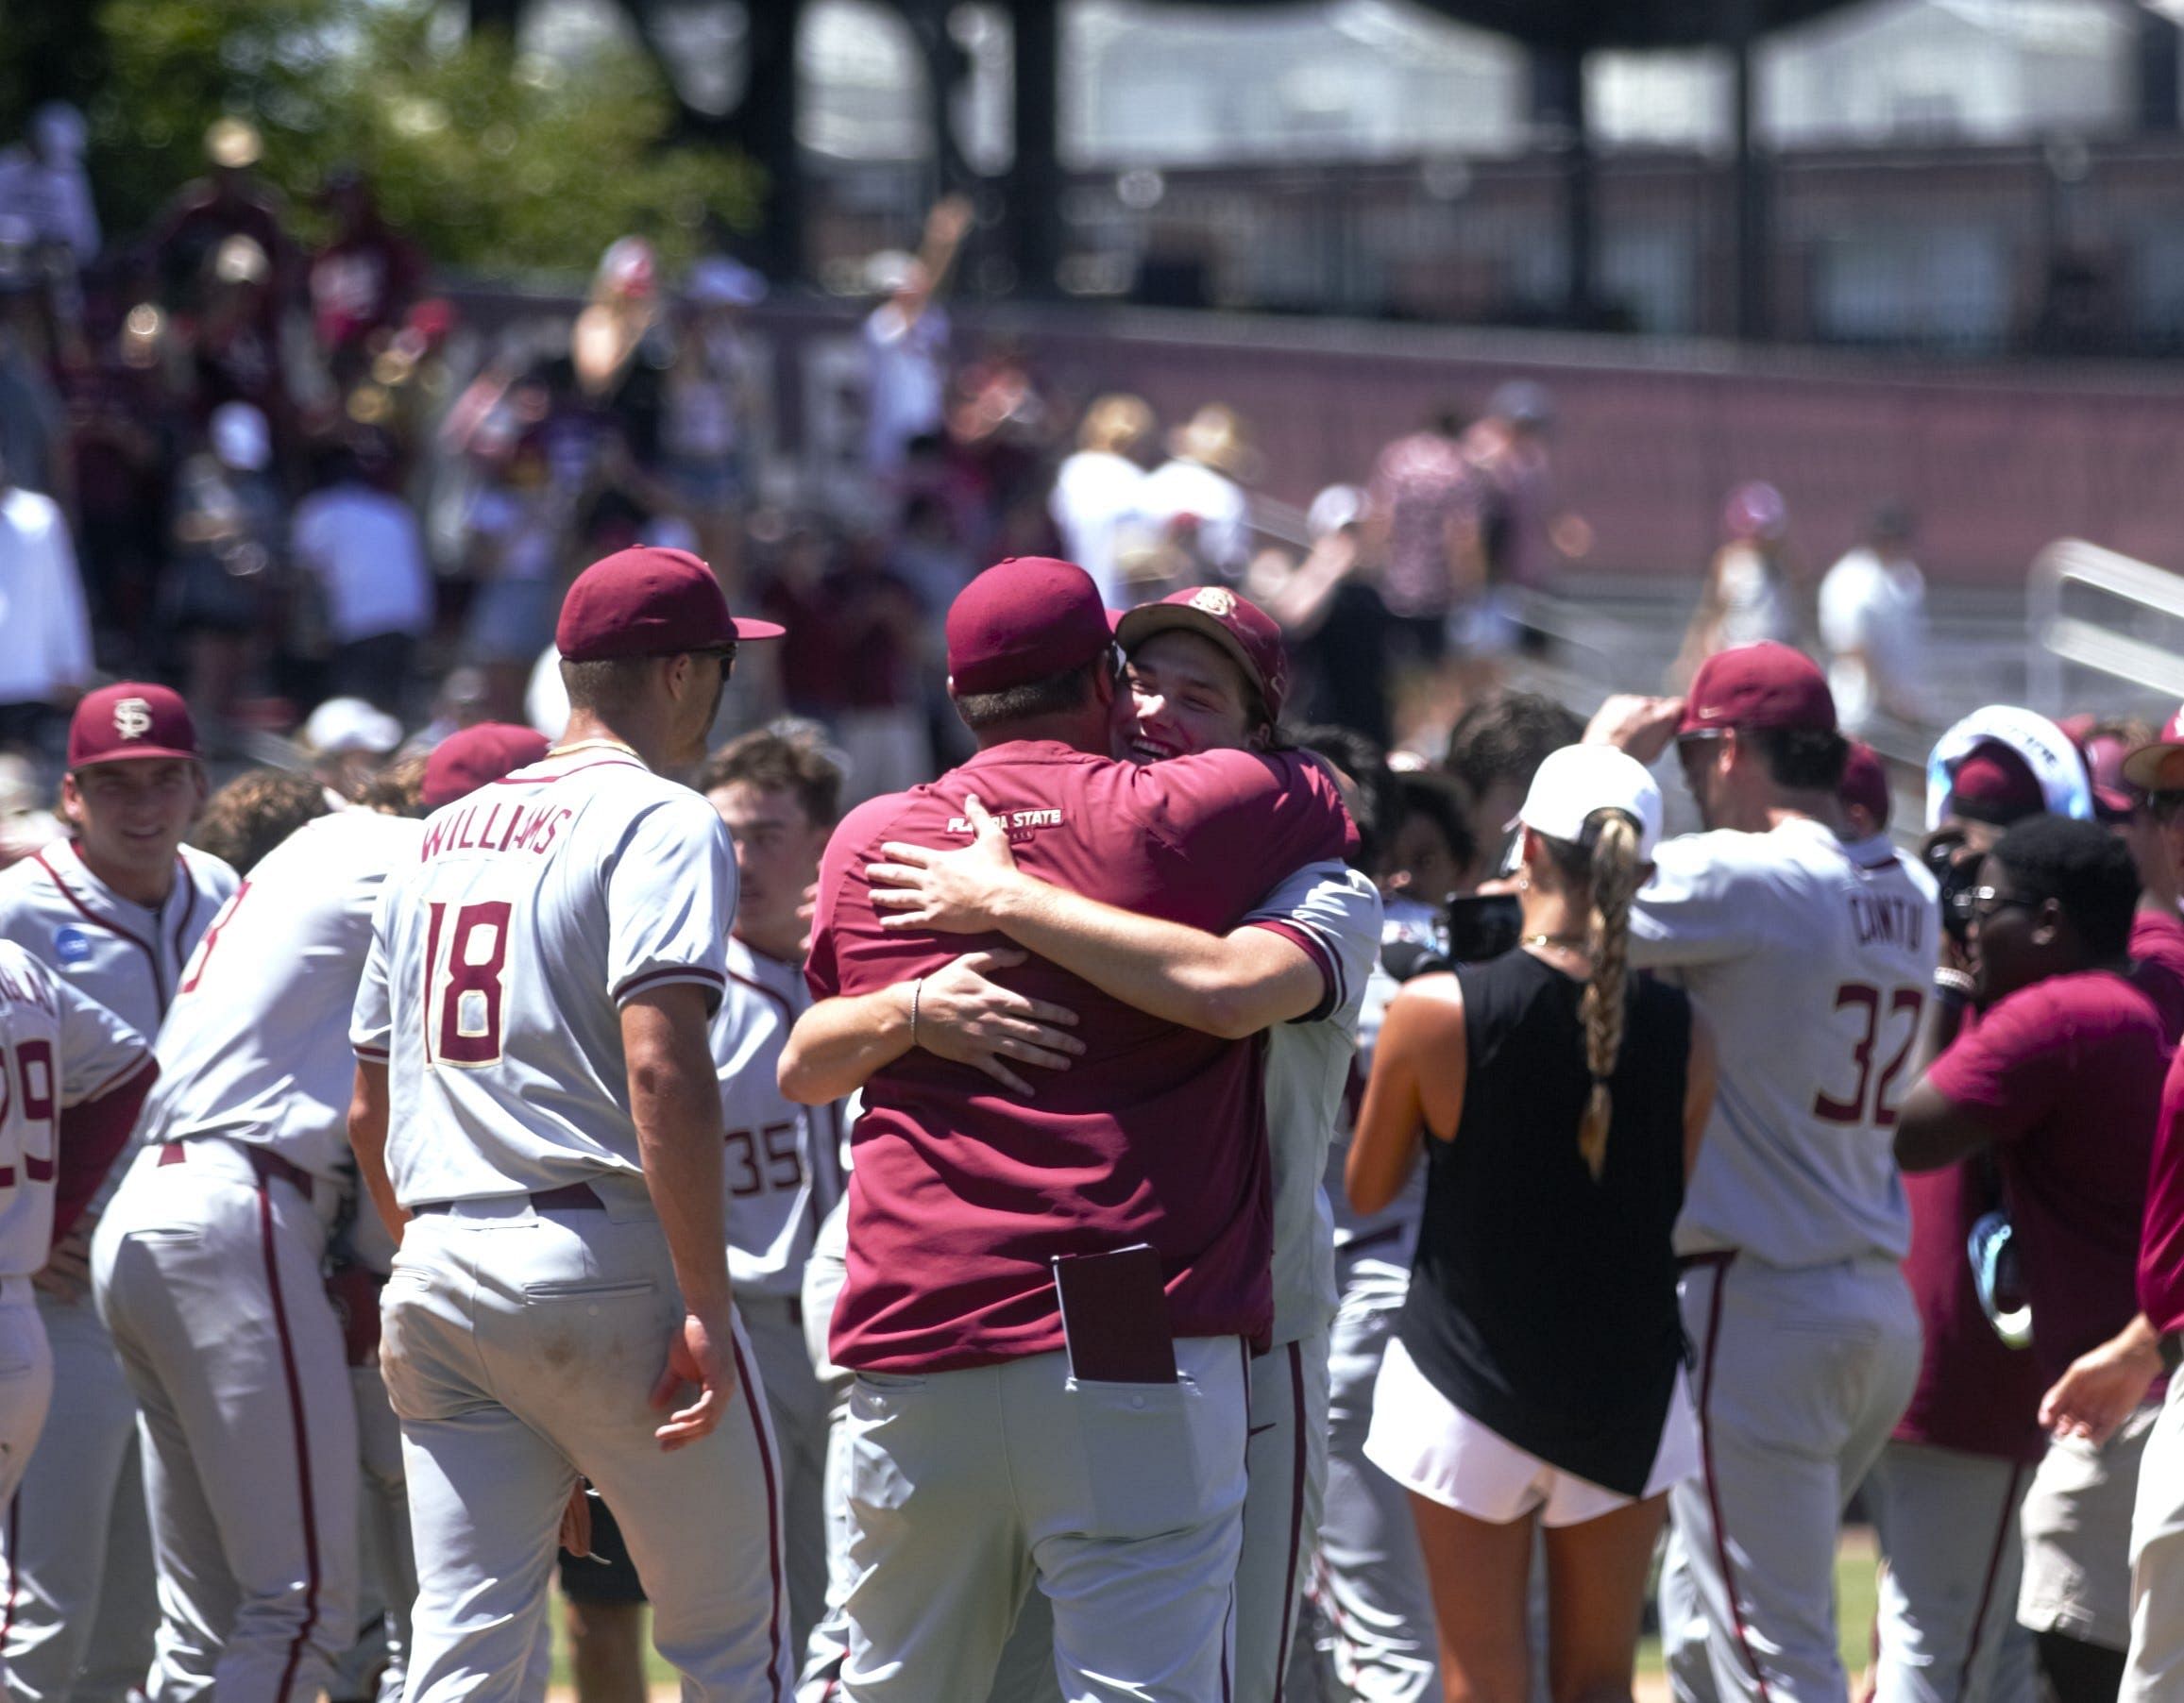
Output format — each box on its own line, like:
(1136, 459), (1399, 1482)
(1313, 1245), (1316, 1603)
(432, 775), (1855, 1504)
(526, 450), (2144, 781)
(348, 546), (792, 1700)
(0, 683), (238, 1703)
(0, 943), (159, 1508)
(1588, 645), (1937, 1703)
(91, 724), (546, 1703)
(561, 728), (849, 1691)
(705, 730), (847, 1652)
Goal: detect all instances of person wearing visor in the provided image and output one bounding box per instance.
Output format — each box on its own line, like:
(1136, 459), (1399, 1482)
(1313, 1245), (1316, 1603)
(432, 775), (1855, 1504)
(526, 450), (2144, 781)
(1583, 642), (1938, 1703)
(1346, 744), (1715, 1703)
(1896, 816), (2166, 1703)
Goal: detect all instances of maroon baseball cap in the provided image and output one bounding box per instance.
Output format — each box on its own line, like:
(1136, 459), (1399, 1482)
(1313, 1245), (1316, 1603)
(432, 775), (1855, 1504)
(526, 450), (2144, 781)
(1115, 585), (1291, 724)
(1946, 741), (2046, 825)
(2123, 706), (2184, 794)
(555, 547), (784, 663)
(2072, 727), (2143, 823)
(946, 557), (1112, 696)
(68, 683), (199, 769)
(1839, 740), (1890, 831)
(1678, 642), (1837, 736)
(422, 723), (550, 811)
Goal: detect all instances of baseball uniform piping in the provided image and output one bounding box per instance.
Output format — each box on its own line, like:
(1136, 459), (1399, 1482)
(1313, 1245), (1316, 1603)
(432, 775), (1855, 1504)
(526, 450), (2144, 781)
(2, 1491), (17, 1669)
(727, 967), (796, 1028)
(1692, 1254), (1775, 1703)
(612, 965), (729, 1003)
(32, 847), (171, 1014)
(1272, 1337), (1308, 1703)
(259, 1177), (323, 1697)
(1955, 1460), (2027, 1696)
(730, 1326), (788, 1698)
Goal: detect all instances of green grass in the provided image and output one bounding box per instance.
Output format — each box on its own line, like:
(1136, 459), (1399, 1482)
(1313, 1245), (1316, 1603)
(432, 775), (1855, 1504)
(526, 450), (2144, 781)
(547, 1530), (1882, 1693)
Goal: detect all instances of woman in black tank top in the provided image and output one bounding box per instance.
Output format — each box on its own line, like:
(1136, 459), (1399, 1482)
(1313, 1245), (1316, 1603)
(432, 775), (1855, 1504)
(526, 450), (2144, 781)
(1346, 746), (1718, 1703)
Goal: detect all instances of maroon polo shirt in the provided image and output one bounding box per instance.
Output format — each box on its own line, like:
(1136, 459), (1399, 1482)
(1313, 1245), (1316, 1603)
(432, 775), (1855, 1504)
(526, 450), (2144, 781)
(2131, 910), (2184, 1048)
(2139, 1046), (2184, 1334)
(1893, 1161), (2047, 1464)
(1924, 970), (2165, 1391)
(807, 738), (1354, 1374)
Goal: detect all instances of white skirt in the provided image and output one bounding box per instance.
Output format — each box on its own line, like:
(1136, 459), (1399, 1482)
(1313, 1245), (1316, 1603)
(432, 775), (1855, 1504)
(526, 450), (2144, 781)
(1363, 1334), (1700, 1528)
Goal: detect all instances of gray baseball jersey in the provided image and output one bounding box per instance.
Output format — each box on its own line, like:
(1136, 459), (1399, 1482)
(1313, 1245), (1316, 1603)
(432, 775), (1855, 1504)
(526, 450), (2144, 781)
(0, 943), (151, 1278)
(351, 750), (736, 1204)
(1245, 859), (1382, 1346)
(1631, 818), (1939, 1267)
(144, 810), (424, 1182)
(717, 935), (844, 1300)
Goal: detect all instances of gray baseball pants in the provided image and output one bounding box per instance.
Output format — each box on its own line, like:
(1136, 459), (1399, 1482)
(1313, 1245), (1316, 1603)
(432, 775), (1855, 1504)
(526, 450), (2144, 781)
(1662, 1252), (1922, 1703)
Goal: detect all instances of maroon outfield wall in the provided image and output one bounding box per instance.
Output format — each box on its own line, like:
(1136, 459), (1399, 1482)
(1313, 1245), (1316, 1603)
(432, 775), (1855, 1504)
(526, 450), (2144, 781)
(454, 290), (2184, 584)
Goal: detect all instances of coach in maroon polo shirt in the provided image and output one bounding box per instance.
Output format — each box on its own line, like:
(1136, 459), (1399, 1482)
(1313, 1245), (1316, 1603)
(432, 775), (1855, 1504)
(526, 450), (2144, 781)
(782, 557), (1352, 1703)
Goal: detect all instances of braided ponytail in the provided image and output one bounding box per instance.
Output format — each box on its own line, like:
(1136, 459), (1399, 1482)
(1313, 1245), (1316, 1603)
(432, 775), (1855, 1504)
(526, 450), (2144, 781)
(1577, 811), (1641, 1181)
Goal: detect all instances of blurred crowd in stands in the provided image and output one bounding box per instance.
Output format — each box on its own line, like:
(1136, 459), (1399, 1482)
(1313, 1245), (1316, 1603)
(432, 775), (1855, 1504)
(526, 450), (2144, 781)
(0, 110), (1938, 837)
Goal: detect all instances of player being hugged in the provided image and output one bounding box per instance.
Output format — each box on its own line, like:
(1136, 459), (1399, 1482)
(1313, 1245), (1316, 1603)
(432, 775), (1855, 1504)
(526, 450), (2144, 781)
(347, 547), (793, 1701)
(781, 558), (1356, 1703)
(1586, 643), (1939, 1703)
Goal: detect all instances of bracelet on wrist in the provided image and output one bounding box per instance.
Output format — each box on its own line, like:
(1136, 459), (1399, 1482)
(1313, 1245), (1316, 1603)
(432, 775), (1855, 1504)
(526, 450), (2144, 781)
(1934, 966), (1974, 1000)
(909, 977), (923, 1049)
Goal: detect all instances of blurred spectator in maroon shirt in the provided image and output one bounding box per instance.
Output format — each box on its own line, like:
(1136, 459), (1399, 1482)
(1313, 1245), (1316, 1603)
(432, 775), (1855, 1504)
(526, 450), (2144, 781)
(309, 167), (424, 386)
(149, 119), (296, 316)
(1365, 407), (1480, 669)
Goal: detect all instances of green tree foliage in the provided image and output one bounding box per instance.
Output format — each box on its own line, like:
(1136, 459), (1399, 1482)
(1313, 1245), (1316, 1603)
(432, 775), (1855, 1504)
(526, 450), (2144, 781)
(66, 0), (759, 276)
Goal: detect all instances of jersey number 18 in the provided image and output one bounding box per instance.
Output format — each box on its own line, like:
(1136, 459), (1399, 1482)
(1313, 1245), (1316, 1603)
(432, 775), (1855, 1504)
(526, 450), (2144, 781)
(424, 901), (513, 1068)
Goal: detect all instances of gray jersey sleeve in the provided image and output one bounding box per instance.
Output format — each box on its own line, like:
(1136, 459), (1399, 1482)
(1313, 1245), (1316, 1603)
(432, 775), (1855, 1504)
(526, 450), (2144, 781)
(350, 881), (396, 1064)
(51, 967), (152, 1104)
(1629, 833), (1773, 970)
(605, 794), (737, 1009)
(1243, 861), (1384, 1041)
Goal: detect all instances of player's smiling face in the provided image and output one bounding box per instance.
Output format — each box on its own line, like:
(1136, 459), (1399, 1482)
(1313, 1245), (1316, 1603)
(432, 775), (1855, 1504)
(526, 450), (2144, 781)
(1116, 631), (1255, 763)
(64, 758), (204, 885)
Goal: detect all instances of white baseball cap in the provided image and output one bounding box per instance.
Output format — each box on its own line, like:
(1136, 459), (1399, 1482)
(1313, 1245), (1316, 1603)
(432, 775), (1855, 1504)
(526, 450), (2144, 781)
(1515, 744), (1663, 860)
(304, 696), (402, 756)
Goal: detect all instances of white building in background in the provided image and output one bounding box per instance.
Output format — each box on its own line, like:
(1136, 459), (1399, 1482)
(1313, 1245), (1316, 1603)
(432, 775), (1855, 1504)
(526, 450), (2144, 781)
(769, 0), (2145, 168)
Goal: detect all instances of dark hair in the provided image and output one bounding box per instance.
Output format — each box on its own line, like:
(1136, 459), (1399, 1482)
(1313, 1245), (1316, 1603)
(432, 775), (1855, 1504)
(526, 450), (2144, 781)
(561, 655), (654, 717)
(953, 656), (1105, 732)
(695, 729), (843, 828)
(1445, 692), (1585, 801)
(189, 768), (333, 874)
(1395, 770), (1478, 885)
(1991, 814), (2141, 960)
(1295, 725), (1396, 874)
(1744, 726), (1850, 793)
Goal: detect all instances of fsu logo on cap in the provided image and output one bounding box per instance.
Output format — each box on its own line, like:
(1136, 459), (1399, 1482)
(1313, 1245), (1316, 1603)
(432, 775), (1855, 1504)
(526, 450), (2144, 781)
(112, 697), (154, 741)
(1188, 587), (1237, 618)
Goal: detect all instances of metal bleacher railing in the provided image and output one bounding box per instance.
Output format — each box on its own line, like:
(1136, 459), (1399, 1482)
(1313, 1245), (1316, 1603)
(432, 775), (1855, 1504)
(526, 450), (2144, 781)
(2028, 539), (2184, 719)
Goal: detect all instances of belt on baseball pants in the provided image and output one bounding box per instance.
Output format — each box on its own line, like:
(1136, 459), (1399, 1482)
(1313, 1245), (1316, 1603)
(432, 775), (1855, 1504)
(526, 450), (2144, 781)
(411, 1182), (605, 1217)
(160, 1138), (316, 1205)
(2160, 1330), (2184, 1375)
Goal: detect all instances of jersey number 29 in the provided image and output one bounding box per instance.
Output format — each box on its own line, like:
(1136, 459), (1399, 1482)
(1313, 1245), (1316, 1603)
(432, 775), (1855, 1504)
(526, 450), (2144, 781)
(0, 1038), (57, 1187)
(424, 901), (512, 1068)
